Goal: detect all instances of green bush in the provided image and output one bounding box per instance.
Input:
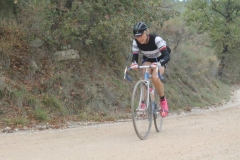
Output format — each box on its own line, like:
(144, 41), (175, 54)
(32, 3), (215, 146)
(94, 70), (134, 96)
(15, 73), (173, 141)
(42, 95), (68, 116)
(4, 117), (29, 126)
(34, 108), (49, 121)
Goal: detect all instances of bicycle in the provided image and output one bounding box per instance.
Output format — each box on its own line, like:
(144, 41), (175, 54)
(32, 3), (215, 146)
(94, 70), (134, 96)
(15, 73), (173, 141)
(124, 63), (163, 140)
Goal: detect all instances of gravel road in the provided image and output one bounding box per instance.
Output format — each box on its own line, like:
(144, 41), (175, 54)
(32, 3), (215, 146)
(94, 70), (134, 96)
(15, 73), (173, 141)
(0, 88), (240, 160)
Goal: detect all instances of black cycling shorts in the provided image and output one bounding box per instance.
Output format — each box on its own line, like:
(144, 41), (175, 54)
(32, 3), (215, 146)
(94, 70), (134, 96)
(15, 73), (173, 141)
(142, 56), (167, 68)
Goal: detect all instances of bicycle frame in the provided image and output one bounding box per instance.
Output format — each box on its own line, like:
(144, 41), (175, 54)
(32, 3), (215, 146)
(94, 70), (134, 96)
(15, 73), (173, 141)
(125, 64), (160, 108)
(125, 64), (163, 140)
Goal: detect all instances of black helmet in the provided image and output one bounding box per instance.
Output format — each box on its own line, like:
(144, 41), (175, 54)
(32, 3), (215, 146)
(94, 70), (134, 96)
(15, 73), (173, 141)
(133, 22), (148, 36)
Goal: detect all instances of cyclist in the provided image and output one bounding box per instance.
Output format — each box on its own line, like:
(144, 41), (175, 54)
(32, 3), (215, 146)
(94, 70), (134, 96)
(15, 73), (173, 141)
(130, 22), (170, 118)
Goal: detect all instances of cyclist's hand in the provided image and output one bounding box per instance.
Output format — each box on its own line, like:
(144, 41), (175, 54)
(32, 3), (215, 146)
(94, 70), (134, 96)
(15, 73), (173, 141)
(151, 62), (159, 68)
(130, 62), (138, 70)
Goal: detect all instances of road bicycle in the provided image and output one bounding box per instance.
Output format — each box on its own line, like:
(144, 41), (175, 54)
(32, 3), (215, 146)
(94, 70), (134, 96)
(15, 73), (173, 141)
(124, 64), (163, 140)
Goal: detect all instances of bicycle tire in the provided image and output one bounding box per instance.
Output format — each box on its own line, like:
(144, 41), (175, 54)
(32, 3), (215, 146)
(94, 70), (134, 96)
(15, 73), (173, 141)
(131, 80), (152, 140)
(153, 90), (163, 132)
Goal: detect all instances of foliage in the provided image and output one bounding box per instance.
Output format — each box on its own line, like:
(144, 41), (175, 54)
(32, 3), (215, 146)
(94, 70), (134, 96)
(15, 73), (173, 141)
(4, 117), (29, 126)
(0, 0), (18, 18)
(33, 107), (49, 121)
(165, 36), (230, 110)
(183, 0), (240, 77)
(29, 0), (177, 56)
(42, 94), (68, 116)
(0, 0), (236, 129)
(151, 16), (230, 111)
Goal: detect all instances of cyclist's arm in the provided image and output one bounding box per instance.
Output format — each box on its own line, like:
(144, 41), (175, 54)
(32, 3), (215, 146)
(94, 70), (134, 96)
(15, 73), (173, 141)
(132, 53), (139, 63)
(132, 40), (139, 63)
(155, 36), (170, 66)
(159, 46), (170, 66)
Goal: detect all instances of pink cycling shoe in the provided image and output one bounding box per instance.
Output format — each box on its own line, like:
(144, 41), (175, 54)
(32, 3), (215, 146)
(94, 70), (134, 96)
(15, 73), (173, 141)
(160, 98), (168, 118)
(140, 101), (146, 109)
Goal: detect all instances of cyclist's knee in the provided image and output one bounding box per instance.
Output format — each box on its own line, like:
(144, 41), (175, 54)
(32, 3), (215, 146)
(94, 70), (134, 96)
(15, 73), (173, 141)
(152, 76), (160, 83)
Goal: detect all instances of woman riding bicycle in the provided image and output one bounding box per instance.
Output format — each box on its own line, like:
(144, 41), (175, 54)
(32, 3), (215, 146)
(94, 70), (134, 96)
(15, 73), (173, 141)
(130, 22), (170, 118)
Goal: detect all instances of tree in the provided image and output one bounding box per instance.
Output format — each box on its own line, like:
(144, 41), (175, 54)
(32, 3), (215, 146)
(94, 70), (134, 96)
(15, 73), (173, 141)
(183, 0), (240, 76)
(39, 0), (177, 56)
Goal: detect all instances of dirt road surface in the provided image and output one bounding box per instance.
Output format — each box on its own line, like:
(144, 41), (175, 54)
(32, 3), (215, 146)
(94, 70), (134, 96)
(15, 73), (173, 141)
(1, 88), (240, 160)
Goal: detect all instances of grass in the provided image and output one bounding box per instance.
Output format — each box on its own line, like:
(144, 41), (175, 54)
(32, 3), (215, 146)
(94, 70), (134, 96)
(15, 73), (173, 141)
(28, 97), (40, 109)
(4, 117), (29, 126)
(78, 110), (116, 122)
(42, 94), (68, 116)
(10, 90), (25, 108)
(33, 108), (49, 121)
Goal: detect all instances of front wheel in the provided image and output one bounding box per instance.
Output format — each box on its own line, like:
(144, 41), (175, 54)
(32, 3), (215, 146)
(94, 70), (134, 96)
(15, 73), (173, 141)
(131, 80), (152, 140)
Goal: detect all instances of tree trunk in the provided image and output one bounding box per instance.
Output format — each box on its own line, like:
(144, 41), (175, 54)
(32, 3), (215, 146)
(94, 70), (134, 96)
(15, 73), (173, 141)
(218, 44), (229, 76)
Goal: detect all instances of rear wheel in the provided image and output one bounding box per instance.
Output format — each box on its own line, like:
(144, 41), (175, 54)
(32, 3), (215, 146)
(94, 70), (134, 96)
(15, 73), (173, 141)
(131, 80), (152, 140)
(153, 90), (163, 132)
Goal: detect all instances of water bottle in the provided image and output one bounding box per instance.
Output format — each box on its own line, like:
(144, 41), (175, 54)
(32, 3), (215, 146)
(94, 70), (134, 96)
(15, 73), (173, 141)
(144, 69), (148, 80)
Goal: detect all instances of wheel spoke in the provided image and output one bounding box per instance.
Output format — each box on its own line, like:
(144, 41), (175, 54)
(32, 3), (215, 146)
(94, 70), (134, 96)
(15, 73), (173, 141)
(131, 80), (152, 140)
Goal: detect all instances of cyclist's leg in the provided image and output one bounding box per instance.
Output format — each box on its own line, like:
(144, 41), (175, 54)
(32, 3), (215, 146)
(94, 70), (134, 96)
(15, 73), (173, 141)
(141, 56), (166, 99)
(159, 65), (165, 75)
(151, 68), (164, 97)
(151, 64), (168, 117)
